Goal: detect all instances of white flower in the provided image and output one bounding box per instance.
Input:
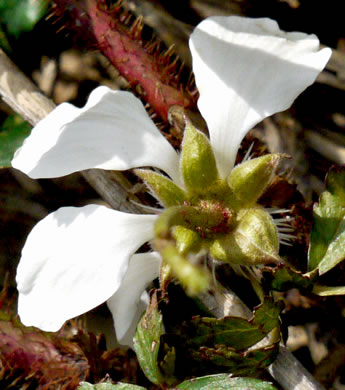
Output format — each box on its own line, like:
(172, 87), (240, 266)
(12, 16), (331, 346)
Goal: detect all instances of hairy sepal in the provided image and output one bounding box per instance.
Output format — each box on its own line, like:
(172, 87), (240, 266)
(181, 121), (219, 194)
(135, 169), (186, 207)
(227, 154), (286, 208)
(210, 208), (280, 265)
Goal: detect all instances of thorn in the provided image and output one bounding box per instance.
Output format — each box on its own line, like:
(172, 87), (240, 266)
(45, 11), (56, 21)
(56, 25), (66, 34)
(176, 61), (185, 82)
(242, 142), (255, 163)
(164, 44), (175, 58)
(130, 16), (143, 40)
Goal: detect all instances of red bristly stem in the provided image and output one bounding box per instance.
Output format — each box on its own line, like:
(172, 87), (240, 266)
(52, 0), (195, 122)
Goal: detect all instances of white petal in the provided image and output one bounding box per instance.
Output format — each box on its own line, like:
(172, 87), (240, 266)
(107, 252), (161, 347)
(189, 16), (331, 177)
(12, 86), (181, 185)
(16, 204), (157, 332)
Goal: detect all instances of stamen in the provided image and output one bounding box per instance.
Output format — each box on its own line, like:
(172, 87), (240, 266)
(242, 141), (255, 162)
(266, 208), (291, 214)
(277, 227), (295, 233)
(278, 233), (295, 239)
(266, 207), (295, 246)
(210, 257), (217, 286)
(274, 217), (294, 223)
(129, 200), (163, 214)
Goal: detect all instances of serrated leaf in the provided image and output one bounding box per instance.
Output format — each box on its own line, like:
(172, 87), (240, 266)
(174, 298), (282, 350)
(313, 285), (345, 296)
(133, 291), (176, 386)
(189, 341), (279, 376)
(159, 345), (176, 378)
(176, 374), (277, 390)
(0, 0), (49, 37)
(0, 114), (31, 167)
(78, 382), (146, 390)
(308, 167), (345, 274)
(263, 265), (315, 292)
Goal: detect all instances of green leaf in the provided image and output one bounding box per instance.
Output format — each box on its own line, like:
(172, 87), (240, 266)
(0, 23), (11, 51)
(0, 0), (49, 37)
(174, 298), (282, 350)
(0, 114), (31, 167)
(176, 374), (277, 390)
(313, 284), (345, 296)
(78, 382), (146, 390)
(308, 167), (345, 274)
(263, 265), (316, 292)
(159, 344), (176, 377)
(188, 341), (279, 376)
(133, 291), (176, 386)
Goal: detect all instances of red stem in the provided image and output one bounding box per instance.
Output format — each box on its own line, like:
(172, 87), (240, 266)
(53, 0), (195, 122)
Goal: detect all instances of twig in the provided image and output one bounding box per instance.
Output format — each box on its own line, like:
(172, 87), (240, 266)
(304, 129), (345, 166)
(0, 48), (326, 390)
(0, 48), (142, 214)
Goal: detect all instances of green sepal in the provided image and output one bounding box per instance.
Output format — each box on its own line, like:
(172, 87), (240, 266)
(180, 121), (219, 193)
(227, 154), (285, 208)
(78, 382), (146, 390)
(176, 374), (278, 390)
(308, 167), (345, 274)
(210, 208), (280, 265)
(134, 169), (186, 207)
(158, 244), (210, 296)
(173, 225), (202, 255)
(154, 207), (210, 295)
(154, 205), (200, 238)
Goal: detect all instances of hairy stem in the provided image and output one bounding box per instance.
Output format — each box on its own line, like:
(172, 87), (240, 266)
(52, 0), (195, 121)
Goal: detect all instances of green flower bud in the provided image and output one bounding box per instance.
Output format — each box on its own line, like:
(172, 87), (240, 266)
(134, 169), (186, 207)
(227, 154), (286, 207)
(180, 121), (219, 193)
(210, 208), (280, 265)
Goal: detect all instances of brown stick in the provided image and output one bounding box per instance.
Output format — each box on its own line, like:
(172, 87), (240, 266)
(0, 48), (326, 390)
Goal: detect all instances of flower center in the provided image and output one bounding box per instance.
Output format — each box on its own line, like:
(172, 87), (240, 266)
(183, 198), (235, 239)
